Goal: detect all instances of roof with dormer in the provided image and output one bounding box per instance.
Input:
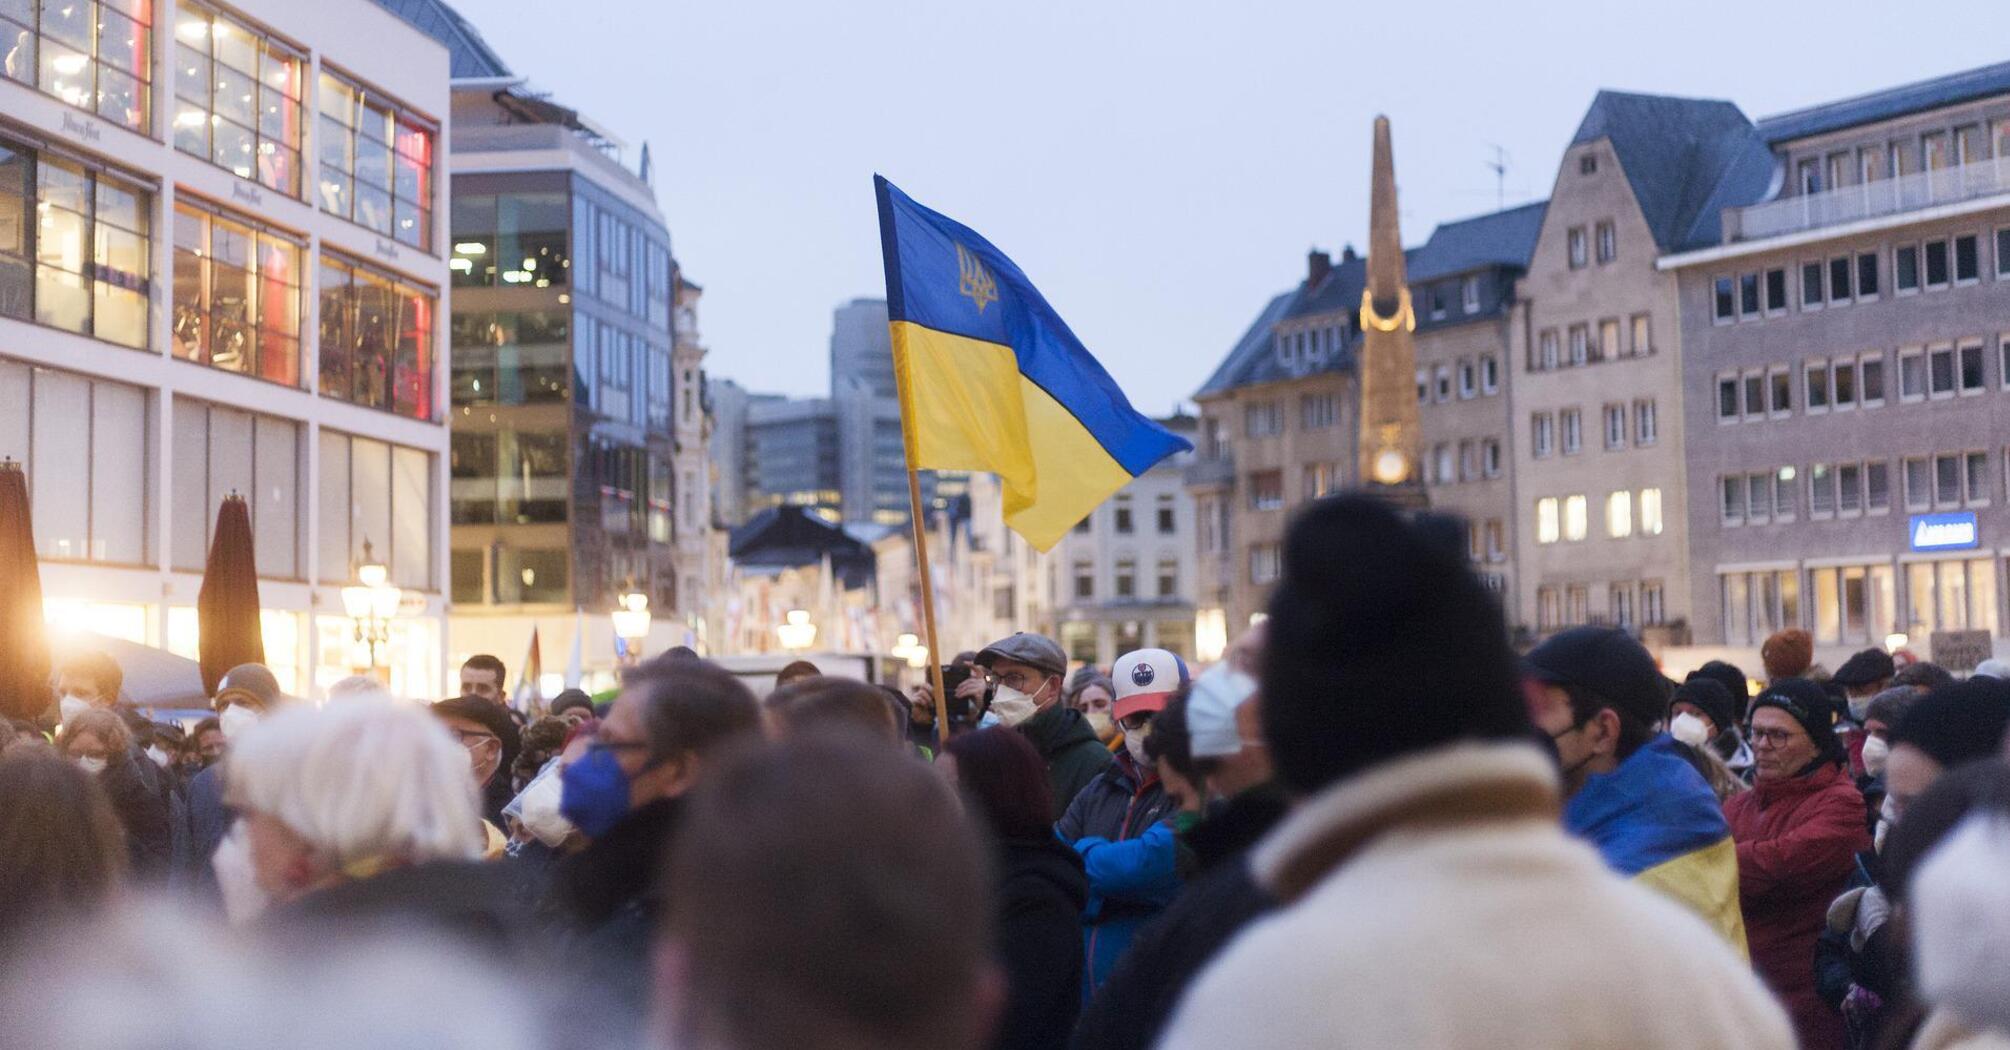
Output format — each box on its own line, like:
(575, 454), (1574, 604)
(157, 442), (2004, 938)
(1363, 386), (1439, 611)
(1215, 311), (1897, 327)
(1569, 90), (1775, 254)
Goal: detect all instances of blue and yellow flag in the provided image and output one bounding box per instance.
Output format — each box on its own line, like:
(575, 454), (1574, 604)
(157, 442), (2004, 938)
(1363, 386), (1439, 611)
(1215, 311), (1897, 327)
(874, 176), (1191, 551)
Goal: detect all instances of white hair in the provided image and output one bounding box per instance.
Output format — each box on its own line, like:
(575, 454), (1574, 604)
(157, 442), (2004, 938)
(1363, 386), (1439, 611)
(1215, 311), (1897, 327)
(325, 674), (397, 703)
(227, 694), (483, 867)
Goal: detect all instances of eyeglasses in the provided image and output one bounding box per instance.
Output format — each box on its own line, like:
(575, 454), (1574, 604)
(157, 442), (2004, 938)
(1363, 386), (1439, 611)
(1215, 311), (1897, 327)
(1748, 727), (1802, 747)
(448, 729), (498, 749)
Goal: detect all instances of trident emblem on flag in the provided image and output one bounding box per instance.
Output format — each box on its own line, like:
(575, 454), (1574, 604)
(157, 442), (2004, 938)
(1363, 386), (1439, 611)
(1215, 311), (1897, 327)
(956, 243), (998, 315)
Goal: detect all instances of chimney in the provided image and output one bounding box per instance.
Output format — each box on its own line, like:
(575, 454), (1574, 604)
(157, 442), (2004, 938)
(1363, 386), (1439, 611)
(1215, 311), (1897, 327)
(1341, 243), (1359, 264)
(1306, 248), (1332, 287)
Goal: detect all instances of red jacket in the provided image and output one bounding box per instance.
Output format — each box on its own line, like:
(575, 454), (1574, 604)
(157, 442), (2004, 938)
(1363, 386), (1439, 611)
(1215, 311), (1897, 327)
(1724, 761), (1868, 1050)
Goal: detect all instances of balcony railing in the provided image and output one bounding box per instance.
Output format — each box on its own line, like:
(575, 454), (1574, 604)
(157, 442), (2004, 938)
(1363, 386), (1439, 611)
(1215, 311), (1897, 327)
(1729, 158), (2010, 242)
(1183, 454), (1235, 488)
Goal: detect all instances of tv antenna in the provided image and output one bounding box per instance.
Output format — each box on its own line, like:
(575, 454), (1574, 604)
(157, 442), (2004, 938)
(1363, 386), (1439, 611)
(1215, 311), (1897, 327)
(1486, 145), (1509, 210)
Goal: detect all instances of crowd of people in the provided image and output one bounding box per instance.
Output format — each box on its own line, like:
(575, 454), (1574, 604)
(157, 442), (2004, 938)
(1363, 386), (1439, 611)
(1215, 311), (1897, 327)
(3, 494), (2010, 1049)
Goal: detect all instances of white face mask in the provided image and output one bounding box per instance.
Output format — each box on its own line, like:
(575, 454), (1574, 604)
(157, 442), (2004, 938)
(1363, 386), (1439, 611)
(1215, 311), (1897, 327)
(212, 821), (271, 925)
(219, 703), (261, 741)
(146, 745), (171, 768)
(58, 695), (91, 725)
(1124, 730), (1152, 768)
(1861, 734), (1891, 778)
(1085, 711), (1115, 740)
(515, 763), (576, 848)
(74, 755), (107, 775)
(988, 685), (1040, 728)
(1669, 711), (1710, 747)
(1848, 694), (1874, 723)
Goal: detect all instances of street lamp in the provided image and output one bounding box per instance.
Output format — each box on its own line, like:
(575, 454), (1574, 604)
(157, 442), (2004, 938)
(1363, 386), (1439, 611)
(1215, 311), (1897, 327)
(341, 539), (401, 673)
(613, 590), (652, 663)
(891, 632), (929, 669)
(776, 609), (817, 652)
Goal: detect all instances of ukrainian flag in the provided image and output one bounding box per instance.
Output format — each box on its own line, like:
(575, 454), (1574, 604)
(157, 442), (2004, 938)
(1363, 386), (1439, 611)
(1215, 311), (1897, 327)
(874, 176), (1192, 551)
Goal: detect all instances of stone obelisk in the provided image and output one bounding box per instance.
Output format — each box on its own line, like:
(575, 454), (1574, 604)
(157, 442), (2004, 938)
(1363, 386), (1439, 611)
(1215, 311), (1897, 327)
(1355, 116), (1428, 509)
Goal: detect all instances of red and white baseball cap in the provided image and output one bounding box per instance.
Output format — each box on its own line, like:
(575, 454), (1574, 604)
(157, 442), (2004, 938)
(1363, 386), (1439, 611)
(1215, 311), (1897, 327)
(1113, 648), (1190, 721)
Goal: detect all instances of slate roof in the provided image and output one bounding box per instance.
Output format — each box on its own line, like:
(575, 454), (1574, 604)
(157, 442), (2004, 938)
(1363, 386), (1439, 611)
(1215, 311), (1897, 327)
(1571, 91), (1775, 254)
(728, 507), (876, 588)
(1195, 288), (1300, 398)
(369, 0), (512, 79)
(1408, 200), (1549, 282)
(1757, 61), (2010, 145)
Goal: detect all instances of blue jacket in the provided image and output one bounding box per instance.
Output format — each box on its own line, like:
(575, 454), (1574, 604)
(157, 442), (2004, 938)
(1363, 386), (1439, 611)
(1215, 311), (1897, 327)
(1056, 752), (1180, 1001)
(1564, 733), (1749, 954)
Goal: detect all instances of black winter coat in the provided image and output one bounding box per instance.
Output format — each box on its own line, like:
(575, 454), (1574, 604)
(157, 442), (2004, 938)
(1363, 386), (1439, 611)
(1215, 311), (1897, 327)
(991, 837), (1089, 1050)
(99, 751), (172, 878)
(272, 859), (539, 964)
(539, 798), (684, 1046)
(1070, 783), (1288, 1050)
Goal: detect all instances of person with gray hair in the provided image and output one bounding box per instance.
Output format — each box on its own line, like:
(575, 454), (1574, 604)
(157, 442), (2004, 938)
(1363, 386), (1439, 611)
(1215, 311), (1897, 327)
(1065, 667), (1118, 745)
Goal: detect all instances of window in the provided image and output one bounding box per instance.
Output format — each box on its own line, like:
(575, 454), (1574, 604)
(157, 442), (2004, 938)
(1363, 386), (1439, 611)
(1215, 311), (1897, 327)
(1113, 558), (1136, 599)
(11, 150), (152, 349)
(1563, 495), (1588, 542)
(1833, 358), (1856, 409)
(1599, 319), (1620, 361)
(1929, 346), (1957, 397)
(1775, 467), (1799, 520)
(1536, 496), (1561, 545)
(1429, 285), (1448, 321)
(318, 70), (436, 250)
(1074, 561), (1094, 599)
(173, 3), (303, 195)
(317, 251), (437, 420)
(1862, 355), (1885, 405)
(1533, 413), (1554, 458)
(1566, 585), (1590, 626)
(1867, 461), (1890, 512)
(1810, 464), (1835, 517)
(1434, 365), (1452, 401)
(317, 431), (433, 589)
(1900, 348), (1927, 401)
(1743, 374), (1764, 420)
(1968, 451), (1992, 505)
(1538, 329), (1559, 370)
(1634, 399), (1658, 445)
(1596, 221), (1616, 264)
(1243, 401), (1281, 437)
(1606, 491), (1632, 538)
(1537, 587), (1561, 630)
(1746, 474), (1771, 524)
(1462, 276), (1481, 314)
(450, 192), (570, 289)
(1936, 454), (1962, 507)
(1960, 342), (1987, 393)
(1838, 463), (1863, 514)
(1764, 268), (1788, 313)
(1299, 393), (1337, 429)
(1722, 476), (1746, 524)
(1640, 488), (1664, 536)
(1561, 408), (1582, 454)
(1484, 519), (1505, 561)
(1857, 253), (1879, 298)
(1113, 495), (1133, 534)
(1156, 494), (1175, 534)
(1433, 444), (1454, 483)
(1925, 239), (1950, 288)
(1999, 228), (2010, 277)
(1904, 457), (1930, 510)
(1713, 276), (1735, 321)
(1249, 544), (1280, 585)
(1476, 439), (1499, 478)
(1630, 313), (1651, 355)
(1480, 355), (1500, 394)
(1457, 359), (1477, 399)
(1603, 404), (1626, 450)
(1568, 226), (1588, 269)
(1157, 558), (1178, 598)
(1457, 440), (1476, 482)
(1802, 261), (1825, 308)
(1641, 581), (1666, 625)
(1249, 470), (1283, 511)
(1806, 362), (1831, 411)
(0, 362), (149, 566)
(1580, 154), (1598, 175)
(1303, 463), (1337, 500)
(1740, 273), (1761, 316)
(1770, 368), (1793, 415)
(1955, 234), (1980, 283)
(1717, 377), (1739, 421)
(171, 201), (304, 386)
(1829, 257), (1853, 303)
(0, 0), (152, 132)
(1611, 585), (1636, 628)
(1568, 325), (1589, 366)
(451, 310), (570, 406)
(1896, 245), (1920, 292)
(2002, 335), (2010, 390)
(171, 400), (302, 577)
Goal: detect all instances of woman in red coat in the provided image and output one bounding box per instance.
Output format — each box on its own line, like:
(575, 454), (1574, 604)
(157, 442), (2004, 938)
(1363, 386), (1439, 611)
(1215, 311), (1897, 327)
(1724, 678), (1868, 1050)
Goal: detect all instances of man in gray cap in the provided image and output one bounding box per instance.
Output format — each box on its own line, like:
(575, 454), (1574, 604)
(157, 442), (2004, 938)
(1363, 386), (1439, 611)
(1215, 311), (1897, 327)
(974, 631), (1110, 818)
(185, 663), (288, 886)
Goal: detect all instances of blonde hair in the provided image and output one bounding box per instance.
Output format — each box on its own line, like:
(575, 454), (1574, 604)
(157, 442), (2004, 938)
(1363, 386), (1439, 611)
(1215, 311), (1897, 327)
(61, 709), (130, 757)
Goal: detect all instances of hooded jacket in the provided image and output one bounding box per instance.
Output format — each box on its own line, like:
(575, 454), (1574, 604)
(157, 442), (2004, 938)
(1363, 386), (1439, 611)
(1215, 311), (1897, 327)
(992, 837), (1089, 1050)
(1057, 751), (1180, 998)
(1018, 701), (1112, 820)
(1725, 760), (1869, 1050)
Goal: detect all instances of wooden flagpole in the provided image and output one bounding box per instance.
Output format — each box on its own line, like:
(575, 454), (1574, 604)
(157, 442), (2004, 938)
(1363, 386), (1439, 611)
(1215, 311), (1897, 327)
(905, 466), (953, 755)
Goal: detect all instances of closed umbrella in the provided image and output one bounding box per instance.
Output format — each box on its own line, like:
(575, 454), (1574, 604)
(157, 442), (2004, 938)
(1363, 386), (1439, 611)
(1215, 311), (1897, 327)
(0, 459), (51, 721)
(197, 493), (264, 695)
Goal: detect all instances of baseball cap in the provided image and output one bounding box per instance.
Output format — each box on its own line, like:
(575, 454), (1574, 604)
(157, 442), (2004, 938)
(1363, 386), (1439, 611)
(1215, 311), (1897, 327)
(1187, 663), (1257, 759)
(1113, 649), (1189, 721)
(1523, 626), (1668, 728)
(974, 632), (1067, 680)
(1832, 648), (1897, 689)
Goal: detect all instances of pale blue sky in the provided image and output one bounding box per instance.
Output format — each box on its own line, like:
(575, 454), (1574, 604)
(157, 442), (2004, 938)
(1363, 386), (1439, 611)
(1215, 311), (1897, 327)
(453, 0), (2010, 414)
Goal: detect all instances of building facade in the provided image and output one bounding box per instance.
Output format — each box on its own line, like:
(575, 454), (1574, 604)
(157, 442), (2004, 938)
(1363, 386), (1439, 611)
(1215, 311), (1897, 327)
(1666, 65), (2010, 667)
(0, 0), (453, 698)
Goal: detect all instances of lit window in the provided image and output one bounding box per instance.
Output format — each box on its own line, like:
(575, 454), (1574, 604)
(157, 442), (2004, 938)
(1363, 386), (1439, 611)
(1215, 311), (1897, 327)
(15, 151), (152, 349)
(318, 250), (437, 420)
(1536, 497), (1559, 544)
(174, 3), (303, 195)
(1606, 491), (1632, 538)
(172, 201), (305, 385)
(1639, 488), (1663, 535)
(1563, 494), (1588, 542)
(7, 0), (153, 132)
(319, 70), (436, 250)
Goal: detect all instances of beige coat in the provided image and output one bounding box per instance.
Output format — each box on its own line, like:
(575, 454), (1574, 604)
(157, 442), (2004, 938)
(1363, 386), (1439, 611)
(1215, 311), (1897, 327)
(1159, 742), (1795, 1050)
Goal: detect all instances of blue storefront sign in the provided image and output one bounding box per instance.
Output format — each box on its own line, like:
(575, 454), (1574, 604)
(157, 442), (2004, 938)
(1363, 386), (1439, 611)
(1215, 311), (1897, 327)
(1910, 512), (1980, 552)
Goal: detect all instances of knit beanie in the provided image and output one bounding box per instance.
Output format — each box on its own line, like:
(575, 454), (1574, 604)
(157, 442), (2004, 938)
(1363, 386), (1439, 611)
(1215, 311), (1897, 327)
(1669, 678), (1736, 737)
(1888, 679), (2010, 771)
(1750, 678), (1842, 763)
(1761, 629), (1815, 681)
(1687, 661), (1751, 717)
(1863, 686), (1921, 731)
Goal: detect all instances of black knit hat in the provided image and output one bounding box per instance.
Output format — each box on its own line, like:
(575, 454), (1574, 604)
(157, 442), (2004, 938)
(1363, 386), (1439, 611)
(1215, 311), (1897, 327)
(1832, 648), (1897, 689)
(1261, 496), (1529, 794)
(1889, 679), (2010, 771)
(1750, 678), (1843, 763)
(1670, 678), (1737, 737)
(1687, 661), (1751, 717)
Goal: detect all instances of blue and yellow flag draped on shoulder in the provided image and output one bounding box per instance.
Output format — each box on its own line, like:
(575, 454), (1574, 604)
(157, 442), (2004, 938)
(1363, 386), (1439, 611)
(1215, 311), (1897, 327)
(874, 175), (1192, 551)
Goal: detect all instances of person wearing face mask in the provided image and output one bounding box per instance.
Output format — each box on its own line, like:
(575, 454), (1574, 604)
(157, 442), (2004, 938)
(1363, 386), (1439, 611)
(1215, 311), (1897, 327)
(1666, 678), (1751, 802)
(540, 653), (763, 1047)
(59, 708), (172, 879)
(1065, 669), (1120, 747)
(974, 633), (1111, 819)
(1832, 648), (1897, 780)
(1056, 649), (1187, 1000)
(1524, 627), (1749, 955)
(183, 663), (287, 893)
(430, 697), (520, 858)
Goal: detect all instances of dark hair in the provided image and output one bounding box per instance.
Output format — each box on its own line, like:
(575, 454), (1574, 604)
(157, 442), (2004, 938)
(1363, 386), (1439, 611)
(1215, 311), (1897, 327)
(512, 716), (571, 788)
(1263, 496), (1530, 794)
(661, 735), (991, 1050)
(460, 654), (507, 687)
(622, 655), (763, 766)
(663, 646), (700, 662)
(1882, 759), (2010, 904)
(57, 652), (123, 703)
(768, 677), (900, 742)
(0, 749), (126, 952)
(550, 689), (595, 717)
(61, 709), (130, 757)
(1144, 691), (1211, 786)
(1888, 679), (2010, 771)
(944, 726), (1056, 840)
(191, 716), (221, 739)
(775, 661), (823, 687)
(1560, 683), (1657, 760)
(1894, 662), (1957, 693)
